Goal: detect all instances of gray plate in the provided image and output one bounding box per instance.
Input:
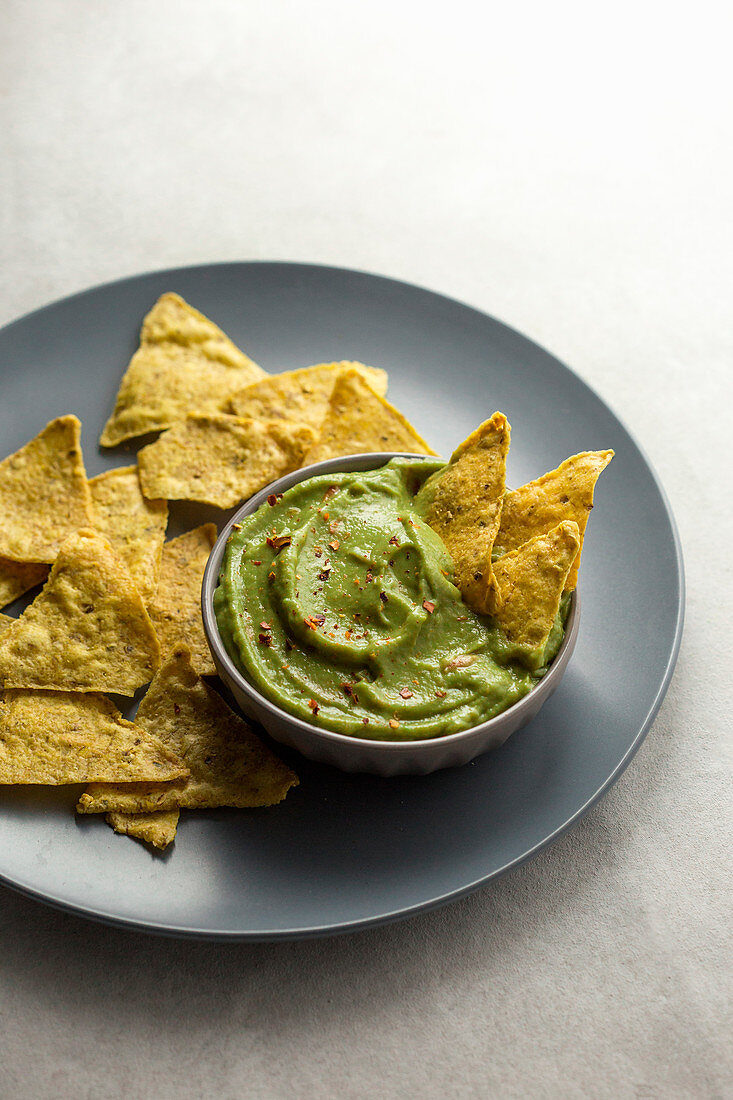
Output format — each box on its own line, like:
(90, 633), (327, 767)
(0, 262), (684, 940)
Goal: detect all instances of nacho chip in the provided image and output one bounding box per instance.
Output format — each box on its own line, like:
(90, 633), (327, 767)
(417, 414), (510, 614)
(495, 450), (614, 591)
(0, 559), (48, 609)
(137, 415), (316, 508)
(0, 690), (187, 784)
(100, 292), (266, 447)
(0, 415), (95, 563)
(301, 369), (437, 465)
(226, 362), (389, 423)
(89, 466), (168, 601)
(0, 529), (161, 695)
(77, 646), (299, 814)
(0, 614), (13, 634)
(106, 810), (179, 850)
(492, 521), (580, 652)
(148, 525), (217, 676)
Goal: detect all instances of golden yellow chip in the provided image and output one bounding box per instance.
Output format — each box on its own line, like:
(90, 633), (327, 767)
(492, 521), (580, 652)
(301, 369), (438, 465)
(148, 525), (217, 676)
(89, 466), (168, 601)
(417, 413), (510, 614)
(495, 450), (614, 591)
(100, 293), (266, 447)
(0, 614), (13, 634)
(77, 645), (299, 815)
(0, 415), (95, 563)
(0, 559), (48, 609)
(137, 415), (316, 508)
(106, 810), (179, 850)
(0, 529), (161, 695)
(226, 362), (389, 423)
(0, 690), (188, 785)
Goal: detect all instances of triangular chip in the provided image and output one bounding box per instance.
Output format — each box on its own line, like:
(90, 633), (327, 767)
(301, 369), (437, 465)
(492, 521), (580, 654)
(137, 415), (316, 507)
(0, 529), (161, 695)
(0, 690), (188, 784)
(77, 646), (299, 814)
(416, 414), (510, 614)
(0, 559), (48, 609)
(106, 810), (179, 850)
(495, 450), (614, 591)
(89, 466), (168, 601)
(226, 362), (389, 423)
(0, 415), (95, 562)
(148, 525), (217, 676)
(99, 292), (266, 446)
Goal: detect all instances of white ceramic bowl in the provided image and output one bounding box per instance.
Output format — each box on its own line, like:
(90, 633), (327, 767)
(202, 453), (580, 776)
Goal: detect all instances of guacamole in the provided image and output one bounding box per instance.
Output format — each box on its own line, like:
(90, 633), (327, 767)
(214, 460), (568, 741)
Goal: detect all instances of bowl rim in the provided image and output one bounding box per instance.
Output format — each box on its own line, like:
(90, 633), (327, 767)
(201, 452), (580, 752)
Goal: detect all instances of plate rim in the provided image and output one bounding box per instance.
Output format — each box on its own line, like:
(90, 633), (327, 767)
(0, 259), (686, 940)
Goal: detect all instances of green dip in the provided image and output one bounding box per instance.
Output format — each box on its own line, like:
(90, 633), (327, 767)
(214, 460), (569, 741)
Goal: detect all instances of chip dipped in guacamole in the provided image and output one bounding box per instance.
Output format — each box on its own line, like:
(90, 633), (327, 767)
(214, 459), (572, 741)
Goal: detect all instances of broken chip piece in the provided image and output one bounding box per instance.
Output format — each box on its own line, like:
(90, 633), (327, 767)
(416, 413), (510, 615)
(137, 414), (316, 507)
(99, 292), (266, 446)
(492, 520), (580, 658)
(301, 369), (437, 465)
(89, 466), (168, 601)
(0, 690), (188, 785)
(495, 450), (614, 591)
(76, 645), (299, 815)
(226, 362), (389, 424)
(105, 810), (180, 850)
(148, 524), (218, 676)
(0, 415), (95, 563)
(0, 529), (161, 695)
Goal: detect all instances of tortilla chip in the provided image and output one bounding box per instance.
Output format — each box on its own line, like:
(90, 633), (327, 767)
(77, 645), (299, 814)
(148, 525), (217, 676)
(492, 521), (580, 651)
(100, 292), (266, 447)
(89, 466), (168, 601)
(0, 559), (48, 609)
(137, 415), (316, 508)
(0, 415), (95, 563)
(495, 450), (614, 591)
(0, 529), (161, 695)
(106, 810), (179, 850)
(417, 414), (510, 614)
(226, 362), (389, 424)
(0, 690), (188, 784)
(0, 614), (14, 634)
(301, 369), (437, 465)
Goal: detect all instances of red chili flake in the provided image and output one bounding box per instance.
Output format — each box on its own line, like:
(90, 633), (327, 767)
(341, 682), (358, 701)
(379, 591), (388, 604)
(399, 688), (414, 699)
(422, 600), (436, 614)
(304, 614), (326, 630)
(318, 568), (331, 581)
(268, 571), (276, 581)
(258, 633), (272, 646)
(328, 539), (339, 551)
(388, 718), (400, 730)
(435, 689), (447, 698)
(267, 494), (278, 506)
(345, 629), (353, 640)
(388, 535), (400, 546)
(365, 570), (374, 583)
(259, 621), (271, 630)
(362, 717), (369, 725)
(252, 560), (262, 566)
(314, 547), (323, 558)
(322, 512), (329, 521)
(308, 699), (320, 715)
(266, 534), (292, 551)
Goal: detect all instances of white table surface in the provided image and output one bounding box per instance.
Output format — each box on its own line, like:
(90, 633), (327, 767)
(1, 3), (731, 1097)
